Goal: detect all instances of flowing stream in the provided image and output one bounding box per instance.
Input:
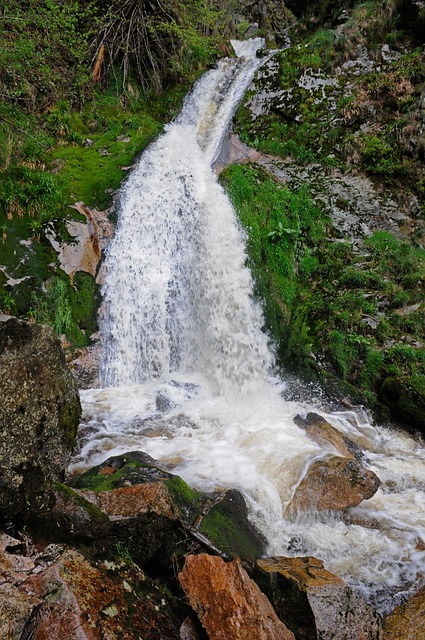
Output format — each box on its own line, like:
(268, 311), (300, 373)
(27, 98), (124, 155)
(72, 40), (425, 614)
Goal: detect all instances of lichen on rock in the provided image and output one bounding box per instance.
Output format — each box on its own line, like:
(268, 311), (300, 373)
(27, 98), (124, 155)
(0, 316), (81, 520)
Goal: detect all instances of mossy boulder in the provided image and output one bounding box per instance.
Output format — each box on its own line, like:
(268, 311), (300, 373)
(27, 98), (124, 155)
(69, 452), (266, 564)
(198, 489), (267, 563)
(0, 316), (81, 521)
(378, 375), (425, 433)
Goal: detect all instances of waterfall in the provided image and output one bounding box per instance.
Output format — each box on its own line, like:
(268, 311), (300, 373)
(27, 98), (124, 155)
(75, 41), (425, 614)
(99, 40), (273, 393)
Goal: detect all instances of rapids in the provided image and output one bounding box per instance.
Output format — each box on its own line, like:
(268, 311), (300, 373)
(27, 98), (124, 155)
(72, 40), (425, 614)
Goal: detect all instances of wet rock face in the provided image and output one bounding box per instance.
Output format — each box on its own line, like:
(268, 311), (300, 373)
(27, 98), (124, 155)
(0, 317), (81, 520)
(254, 556), (383, 640)
(0, 537), (181, 640)
(383, 585), (425, 639)
(287, 454), (380, 514)
(294, 412), (363, 460)
(35, 452), (266, 569)
(239, 0), (295, 44)
(291, 415), (380, 519)
(179, 553), (296, 640)
(67, 452), (266, 564)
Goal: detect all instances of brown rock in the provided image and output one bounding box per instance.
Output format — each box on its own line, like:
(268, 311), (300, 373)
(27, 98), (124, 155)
(0, 534), (41, 639)
(255, 556), (383, 640)
(383, 586), (425, 639)
(287, 455), (380, 514)
(294, 412), (363, 460)
(81, 482), (180, 521)
(178, 553), (295, 640)
(20, 548), (180, 640)
(69, 452), (267, 564)
(35, 482), (180, 568)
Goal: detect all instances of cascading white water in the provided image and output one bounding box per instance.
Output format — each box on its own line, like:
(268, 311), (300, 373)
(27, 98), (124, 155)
(100, 40), (272, 393)
(74, 40), (425, 614)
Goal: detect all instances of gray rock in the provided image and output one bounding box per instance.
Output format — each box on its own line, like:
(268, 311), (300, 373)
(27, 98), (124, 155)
(0, 318), (81, 519)
(254, 556), (383, 640)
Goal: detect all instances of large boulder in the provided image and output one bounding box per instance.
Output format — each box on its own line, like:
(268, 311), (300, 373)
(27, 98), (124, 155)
(0, 536), (181, 640)
(383, 585), (425, 639)
(179, 553), (295, 640)
(40, 452), (266, 565)
(287, 455), (380, 514)
(290, 414), (380, 514)
(254, 556), (383, 640)
(0, 317), (81, 520)
(294, 413), (363, 460)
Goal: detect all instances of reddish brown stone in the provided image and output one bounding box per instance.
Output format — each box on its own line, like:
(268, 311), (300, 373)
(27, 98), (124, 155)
(383, 586), (425, 639)
(178, 553), (295, 640)
(19, 549), (180, 640)
(80, 482), (180, 520)
(287, 456), (380, 514)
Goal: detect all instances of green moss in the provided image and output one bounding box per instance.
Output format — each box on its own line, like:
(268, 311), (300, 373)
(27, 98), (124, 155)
(379, 374), (425, 430)
(50, 107), (161, 210)
(222, 159), (424, 424)
(199, 509), (241, 553)
(164, 476), (203, 523)
(199, 494), (265, 561)
(221, 163), (326, 371)
(70, 459), (144, 492)
(59, 394), (81, 451)
(54, 482), (107, 521)
(71, 272), (100, 336)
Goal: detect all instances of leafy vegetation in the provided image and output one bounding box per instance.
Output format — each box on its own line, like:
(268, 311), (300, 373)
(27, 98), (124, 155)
(93, 0), (236, 93)
(221, 164), (327, 369)
(0, 0), (236, 345)
(229, 0), (425, 425)
(222, 164), (425, 425)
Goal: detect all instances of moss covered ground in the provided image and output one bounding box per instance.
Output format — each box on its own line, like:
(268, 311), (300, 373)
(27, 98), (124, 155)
(0, 0), (215, 348)
(225, 0), (425, 428)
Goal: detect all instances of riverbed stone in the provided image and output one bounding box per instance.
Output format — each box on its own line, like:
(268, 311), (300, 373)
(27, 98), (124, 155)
(69, 452), (266, 563)
(254, 556), (383, 640)
(0, 316), (81, 520)
(179, 553), (296, 640)
(287, 454), (380, 514)
(383, 585), (425, 639)
(294, 412), (363, 460)
(2, 543), (181, 640)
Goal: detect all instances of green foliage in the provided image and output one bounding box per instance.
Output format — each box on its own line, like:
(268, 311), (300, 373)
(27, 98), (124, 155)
(0, 293), (17, 315)
(114, 541), (136, 565)
(359, 135), (408, 177)
(224, 160), (424, 417)
(0, 0), (165, 328)
(0, 166), (66, 222)
(221, 164), (325, 368)
(93, 0), (236, 94)
(0, 0), (93, 113)
(299, 230), (424, 402)
(49, 100), (161, 209)
(364, 231), (425, 292)
(29, 275), (97, 347)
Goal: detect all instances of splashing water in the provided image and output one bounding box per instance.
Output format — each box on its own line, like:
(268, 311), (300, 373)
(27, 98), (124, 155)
(74, 41), (425, 613)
